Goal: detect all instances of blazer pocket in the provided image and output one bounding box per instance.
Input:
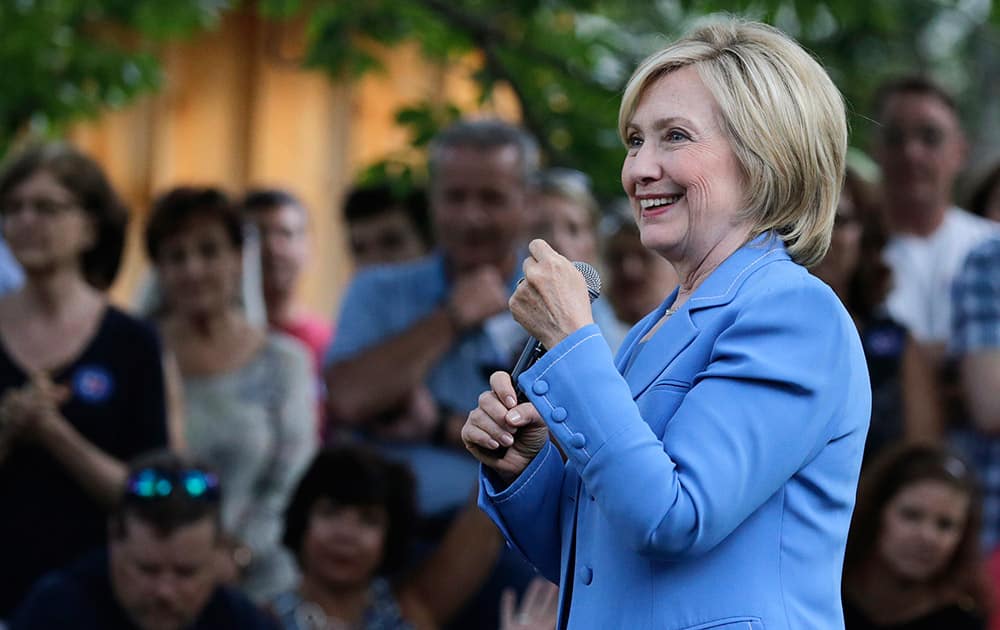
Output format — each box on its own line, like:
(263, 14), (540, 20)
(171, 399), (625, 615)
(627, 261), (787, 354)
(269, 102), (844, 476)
(637, 379), (691, 436)
(680, 616), (764, 630)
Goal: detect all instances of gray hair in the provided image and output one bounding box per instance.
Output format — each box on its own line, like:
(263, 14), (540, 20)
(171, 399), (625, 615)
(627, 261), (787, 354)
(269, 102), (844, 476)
(428, 118), (540, 184)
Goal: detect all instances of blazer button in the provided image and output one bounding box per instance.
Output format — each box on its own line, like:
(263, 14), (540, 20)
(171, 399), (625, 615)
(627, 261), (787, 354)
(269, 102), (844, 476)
(569, 433), (586, 448)
(579, 566), (593, 585)
(551, 407), (568, 422)
(532, 380), (549, 395)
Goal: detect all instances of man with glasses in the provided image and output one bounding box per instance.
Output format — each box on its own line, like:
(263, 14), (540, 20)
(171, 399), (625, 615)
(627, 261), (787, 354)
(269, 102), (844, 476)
(10, 451), (278, 629)
(873, 76), (998, 365)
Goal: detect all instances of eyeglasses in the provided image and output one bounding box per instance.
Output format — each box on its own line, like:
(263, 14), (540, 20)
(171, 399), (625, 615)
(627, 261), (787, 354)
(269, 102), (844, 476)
(125, 467), (220, 501)
(1, 197), (79, 217)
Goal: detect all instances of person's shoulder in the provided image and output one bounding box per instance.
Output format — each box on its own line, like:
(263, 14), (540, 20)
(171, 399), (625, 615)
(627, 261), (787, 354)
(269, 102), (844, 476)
(196, 585), (280, 629)
(740, 249), (839, 307)
(348, 253), (445, 293)
(11, 552), (105, 625)
(102, 305), (163, 351)
(963, 235), (1000, 266)
(264, 330), (313, 366)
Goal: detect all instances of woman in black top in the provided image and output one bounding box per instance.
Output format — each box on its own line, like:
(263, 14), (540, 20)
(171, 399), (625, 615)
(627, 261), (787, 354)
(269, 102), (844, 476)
(0, 144), (172, 618)
(842, 443), (989, 629)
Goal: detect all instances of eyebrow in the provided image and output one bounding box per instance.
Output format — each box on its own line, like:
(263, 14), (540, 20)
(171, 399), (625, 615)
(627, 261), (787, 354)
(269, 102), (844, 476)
(626, 116), (698, 132)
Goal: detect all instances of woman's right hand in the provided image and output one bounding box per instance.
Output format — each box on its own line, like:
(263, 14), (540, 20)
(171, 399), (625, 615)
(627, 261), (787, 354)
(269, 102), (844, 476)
(462, 371), (549, 484)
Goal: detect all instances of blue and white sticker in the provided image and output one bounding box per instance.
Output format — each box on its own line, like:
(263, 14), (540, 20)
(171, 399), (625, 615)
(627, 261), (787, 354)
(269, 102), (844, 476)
(72, 365), (115, 404)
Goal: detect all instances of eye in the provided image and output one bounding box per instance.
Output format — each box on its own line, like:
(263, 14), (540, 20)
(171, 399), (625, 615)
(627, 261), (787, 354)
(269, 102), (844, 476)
(626, 133), (643, 149)
(665, 129), (689, 143)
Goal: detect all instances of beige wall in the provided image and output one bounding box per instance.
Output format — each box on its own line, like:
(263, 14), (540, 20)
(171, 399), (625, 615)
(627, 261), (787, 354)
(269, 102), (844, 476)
(68, 9), (519, 319)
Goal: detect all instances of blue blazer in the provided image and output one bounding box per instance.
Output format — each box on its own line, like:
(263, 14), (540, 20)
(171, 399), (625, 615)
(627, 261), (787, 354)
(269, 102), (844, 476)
(480, 234), (871, 630)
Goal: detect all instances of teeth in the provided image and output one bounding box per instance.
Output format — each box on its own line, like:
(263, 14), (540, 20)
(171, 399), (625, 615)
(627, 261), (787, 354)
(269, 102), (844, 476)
(639, 195), (682, 209)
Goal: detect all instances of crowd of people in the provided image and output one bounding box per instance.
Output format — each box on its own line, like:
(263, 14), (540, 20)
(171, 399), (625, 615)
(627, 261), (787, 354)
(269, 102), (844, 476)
(0, 15), (998, 630)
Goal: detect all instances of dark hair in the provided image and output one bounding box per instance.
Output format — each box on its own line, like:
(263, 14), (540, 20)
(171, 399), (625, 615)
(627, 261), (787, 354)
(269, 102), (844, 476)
(145, 187), (243, 261)
(842, 169), (892, 319)
(872, 75), (960, 122)
(111, 450), (222, 539)
(0, 143), (127, 290)
(342, 184), (432, 247)
(428, 118), (540, 185)
(844, 443), (989, 610)
(967, 162), (1000, 219)
(241, 188), (305, 217)
(282, 446), (417, 577)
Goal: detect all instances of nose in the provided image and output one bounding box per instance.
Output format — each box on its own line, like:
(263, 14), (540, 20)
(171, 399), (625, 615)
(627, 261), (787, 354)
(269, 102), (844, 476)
(153, 574), (179, 602)
(623, 145), (662, 191)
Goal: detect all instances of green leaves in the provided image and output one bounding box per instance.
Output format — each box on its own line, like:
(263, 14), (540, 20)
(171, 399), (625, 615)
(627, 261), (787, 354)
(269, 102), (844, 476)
(0, 0), (228, 154)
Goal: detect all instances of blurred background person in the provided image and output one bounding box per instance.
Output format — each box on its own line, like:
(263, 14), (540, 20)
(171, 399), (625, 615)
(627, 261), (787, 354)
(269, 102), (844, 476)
(532, 167), (625, 352)
(242, 189), (332, 439)
(599, 199), (679, 340)
(872, 76), (998, 366)
(948, 235), (1000, 550)
(0, 143), (172, 620)
(342, 183), (432, 270)
(242, 189), (332, 383)
(811, 168), (942, 464)
(146, 186), (317, 602)
(842, 443), (989, 629)
(324, 119), (540, 629)
(273, 446), (506, 630)
(11, 450), (279, 629)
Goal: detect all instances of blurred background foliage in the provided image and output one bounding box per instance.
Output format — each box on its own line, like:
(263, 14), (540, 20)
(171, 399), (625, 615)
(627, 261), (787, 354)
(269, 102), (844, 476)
(3, 0), (999, 199)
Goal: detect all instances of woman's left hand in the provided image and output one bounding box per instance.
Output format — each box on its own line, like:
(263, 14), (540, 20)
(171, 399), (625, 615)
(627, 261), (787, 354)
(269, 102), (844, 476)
(0, 373), (70, 442)
(511, 239), (595, 349)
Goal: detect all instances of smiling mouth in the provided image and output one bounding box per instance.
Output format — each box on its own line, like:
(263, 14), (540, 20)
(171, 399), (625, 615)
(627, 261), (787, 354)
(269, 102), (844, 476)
(639, 194), (683, 210)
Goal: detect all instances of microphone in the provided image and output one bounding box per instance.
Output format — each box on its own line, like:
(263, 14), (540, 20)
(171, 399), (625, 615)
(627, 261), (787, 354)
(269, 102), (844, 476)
(491, 261), (601, 457)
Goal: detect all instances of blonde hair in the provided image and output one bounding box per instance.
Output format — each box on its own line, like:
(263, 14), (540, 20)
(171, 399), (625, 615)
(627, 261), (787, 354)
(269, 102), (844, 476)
(618, 17), (847, 267)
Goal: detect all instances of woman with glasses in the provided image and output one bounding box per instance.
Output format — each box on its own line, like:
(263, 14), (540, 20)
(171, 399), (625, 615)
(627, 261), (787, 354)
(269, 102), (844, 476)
(145, 186), (317, 603)
(842, 443), (989, 629)
(0, 143), (173, 619)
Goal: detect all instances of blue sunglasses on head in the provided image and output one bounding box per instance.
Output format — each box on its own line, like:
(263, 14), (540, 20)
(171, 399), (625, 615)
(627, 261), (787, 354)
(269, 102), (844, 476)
(125, 467), (220, 501)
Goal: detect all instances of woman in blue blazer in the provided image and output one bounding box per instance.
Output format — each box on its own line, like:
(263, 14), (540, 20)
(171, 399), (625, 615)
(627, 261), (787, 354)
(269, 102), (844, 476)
(461, 17), (871, 630)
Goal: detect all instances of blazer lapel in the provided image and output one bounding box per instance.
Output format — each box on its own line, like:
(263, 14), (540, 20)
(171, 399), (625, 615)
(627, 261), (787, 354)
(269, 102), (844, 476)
(620, 232), (791, 399)
(623, 308), (698, 398)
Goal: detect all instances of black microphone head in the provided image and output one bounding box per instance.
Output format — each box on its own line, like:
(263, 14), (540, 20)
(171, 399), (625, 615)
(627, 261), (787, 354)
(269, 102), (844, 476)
(572, 261), (602, 302)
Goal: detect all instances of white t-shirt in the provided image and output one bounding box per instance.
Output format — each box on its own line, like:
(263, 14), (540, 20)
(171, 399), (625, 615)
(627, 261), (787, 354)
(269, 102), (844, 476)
(884, 206), (999, 343)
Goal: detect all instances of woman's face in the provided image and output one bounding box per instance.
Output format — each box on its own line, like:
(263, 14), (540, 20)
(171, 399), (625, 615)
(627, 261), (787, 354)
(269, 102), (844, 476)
(877, 479), (969, 583)
(812, 188), (862, 287)
(1, 169), (95, 275)
(155, 217), (241, 319)
(621, 66), (749, 269)
(300, 498), (388, 590)
(538, 193), (598, 265)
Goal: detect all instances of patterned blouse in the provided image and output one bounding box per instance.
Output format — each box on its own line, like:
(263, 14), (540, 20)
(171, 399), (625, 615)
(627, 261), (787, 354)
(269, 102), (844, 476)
(271, 578), (414, 630)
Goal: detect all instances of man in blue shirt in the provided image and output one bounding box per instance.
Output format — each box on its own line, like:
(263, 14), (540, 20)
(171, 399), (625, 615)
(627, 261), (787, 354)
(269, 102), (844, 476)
(11, 451), (277, 630)
(324, 119), (539, 511)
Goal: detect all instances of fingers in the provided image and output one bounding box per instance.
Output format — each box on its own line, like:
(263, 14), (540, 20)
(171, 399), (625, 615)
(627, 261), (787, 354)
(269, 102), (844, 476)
(470, 391), (516, 448)
(499, 587), (515, 627)
(527, 238), (558, 261)
(489, 371), (518, 409)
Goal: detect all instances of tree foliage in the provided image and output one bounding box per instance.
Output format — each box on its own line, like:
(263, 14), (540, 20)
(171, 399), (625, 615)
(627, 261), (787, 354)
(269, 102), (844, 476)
(0, 0), (228, 154)
(4, 0), (999, 199)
